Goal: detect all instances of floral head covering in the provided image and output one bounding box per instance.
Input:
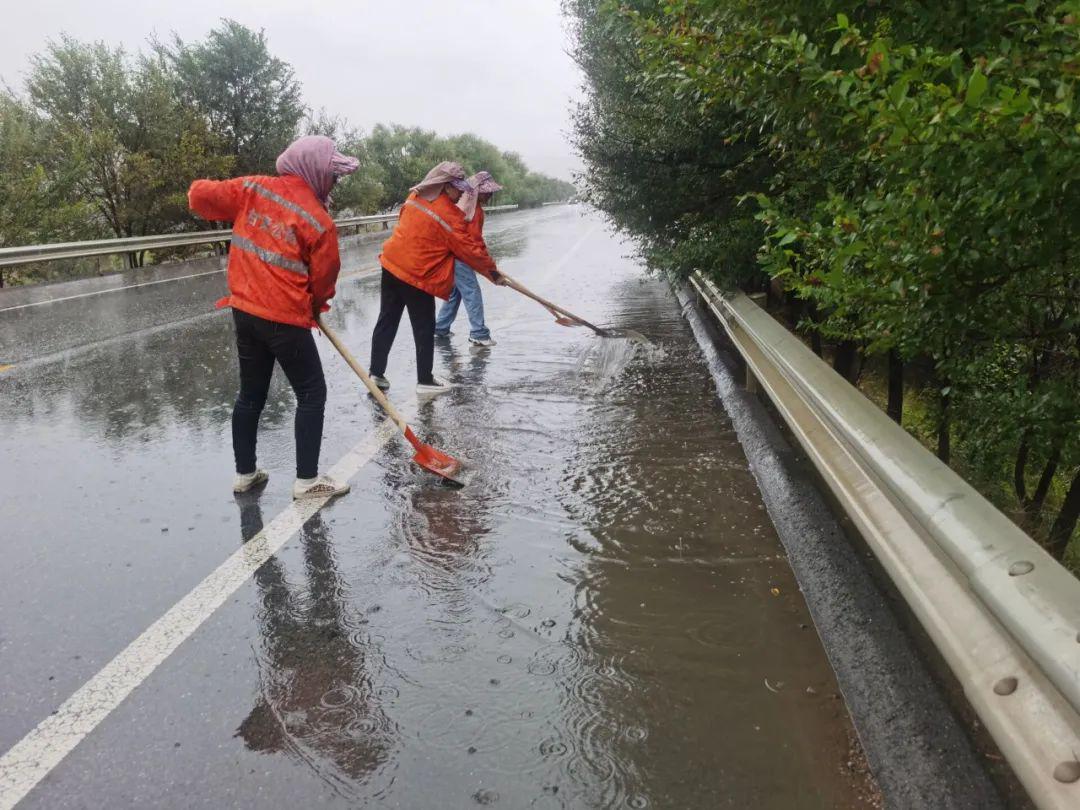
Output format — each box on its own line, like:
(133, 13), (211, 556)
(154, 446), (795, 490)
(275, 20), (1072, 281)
(458, 171), (504, 222)
(410, 161), (470, 202)
(275, 135), (359, 205)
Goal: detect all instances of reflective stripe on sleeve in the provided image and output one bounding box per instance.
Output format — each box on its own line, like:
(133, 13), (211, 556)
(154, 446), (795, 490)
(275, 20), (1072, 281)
(404, 199), (453, 232)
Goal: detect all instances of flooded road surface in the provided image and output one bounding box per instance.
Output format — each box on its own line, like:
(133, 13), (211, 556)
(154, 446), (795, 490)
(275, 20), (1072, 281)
(0, 208), (873, 808)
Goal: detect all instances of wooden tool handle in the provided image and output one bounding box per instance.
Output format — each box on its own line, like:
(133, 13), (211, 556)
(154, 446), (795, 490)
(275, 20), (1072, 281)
(501, 274), (608, 336)
(316, 315), (408, 434)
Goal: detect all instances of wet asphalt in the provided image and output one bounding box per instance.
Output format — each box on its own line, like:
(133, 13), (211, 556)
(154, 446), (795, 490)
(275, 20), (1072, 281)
(0, 208), (872, 808)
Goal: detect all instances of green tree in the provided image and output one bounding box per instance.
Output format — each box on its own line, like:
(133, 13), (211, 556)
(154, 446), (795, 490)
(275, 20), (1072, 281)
(566, 0), (1080, 561)
(362, 124), (575, 210)
(2, 25), (574, 285)
(158, 19), (305, 175)
(565, 0), (769, 287)
(363, 123), (445, 209)
(26, 37), (233, 265)
(302, 109), (384, 214)
(0, 91), (93, 285)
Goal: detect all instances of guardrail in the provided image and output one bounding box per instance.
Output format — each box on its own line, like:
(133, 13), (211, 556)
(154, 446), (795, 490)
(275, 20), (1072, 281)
(0, 205), (522, 269)
(690, 273), (1080, 810)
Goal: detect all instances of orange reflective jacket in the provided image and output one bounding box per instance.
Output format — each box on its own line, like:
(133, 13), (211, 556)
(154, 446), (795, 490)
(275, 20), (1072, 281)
(188, 174), (340, 329)
(467, 204), (486, 240)
(379, 192), (498, 300)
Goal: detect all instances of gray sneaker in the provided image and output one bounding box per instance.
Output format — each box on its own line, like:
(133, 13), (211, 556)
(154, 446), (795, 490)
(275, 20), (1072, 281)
(233, 469), (269, 493)
(468, 336), (497, 348)
(293, 474), (351, 500)
(371, 374), (391, 391)
(416, 375), (452, 396)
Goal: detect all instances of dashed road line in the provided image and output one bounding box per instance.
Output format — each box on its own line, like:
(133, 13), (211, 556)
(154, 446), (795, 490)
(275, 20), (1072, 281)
(340, 265), (379, 279)
(0, 419), (397, 810)
(0, 269), (226, 313)
(0, 264), (378, 316)
(488, 223), (598, 332)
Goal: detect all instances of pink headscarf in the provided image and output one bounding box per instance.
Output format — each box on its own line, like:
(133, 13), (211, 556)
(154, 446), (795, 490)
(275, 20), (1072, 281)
(275, 135), (360, 205)
(457, 171), (504, 222)
(410, 161), (470, 202)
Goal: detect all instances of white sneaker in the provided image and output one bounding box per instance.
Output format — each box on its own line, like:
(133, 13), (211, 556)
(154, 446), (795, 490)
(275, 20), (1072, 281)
(371, 374), (391, 391)
(233, 469), (268, 493)
(416, 375), (452, 396)
(292, 474), (351, 500)
(468, 336), (497, 348)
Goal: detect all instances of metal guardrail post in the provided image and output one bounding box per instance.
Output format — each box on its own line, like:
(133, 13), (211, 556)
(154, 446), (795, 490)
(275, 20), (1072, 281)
(690, 272), (1080, 809)
(744, 367), (760, 394)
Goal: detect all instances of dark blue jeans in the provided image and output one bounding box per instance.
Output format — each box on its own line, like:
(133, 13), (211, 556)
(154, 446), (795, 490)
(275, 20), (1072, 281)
(232, 309), (326, 479)
(435, 260), (491, 340)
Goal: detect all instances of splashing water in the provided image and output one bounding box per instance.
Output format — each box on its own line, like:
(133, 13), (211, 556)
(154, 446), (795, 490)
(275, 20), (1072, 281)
(574, 336), (664, 391)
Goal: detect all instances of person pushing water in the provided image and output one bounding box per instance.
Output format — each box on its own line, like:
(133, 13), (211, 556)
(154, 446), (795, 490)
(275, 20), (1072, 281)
(369, 162), (506, 394)
(189, 150), (643, 495)
(188, 135), (359, 500)
(435, 171), (504, 348)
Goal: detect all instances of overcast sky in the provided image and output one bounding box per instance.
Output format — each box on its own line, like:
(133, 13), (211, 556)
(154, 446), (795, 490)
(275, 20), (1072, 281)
(0, 0), (584, 179)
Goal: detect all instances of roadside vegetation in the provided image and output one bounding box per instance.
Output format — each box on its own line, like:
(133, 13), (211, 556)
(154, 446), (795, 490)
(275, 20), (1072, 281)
(0, 19), (576, 285)
(565, 0), (1080, 565)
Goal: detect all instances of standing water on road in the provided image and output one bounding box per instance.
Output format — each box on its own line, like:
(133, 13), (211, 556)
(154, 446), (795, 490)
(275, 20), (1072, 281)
(0, 208), (873, 808)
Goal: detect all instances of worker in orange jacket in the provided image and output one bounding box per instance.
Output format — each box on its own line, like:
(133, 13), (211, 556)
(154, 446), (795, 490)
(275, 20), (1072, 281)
(371, 161), (506, 395)
(435, 170), (504, 347)
(188, 135), (359, 500)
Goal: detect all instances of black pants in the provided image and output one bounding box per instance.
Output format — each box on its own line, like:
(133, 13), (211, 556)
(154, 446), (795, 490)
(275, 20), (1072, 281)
(369, 268), (436, 384)
(232, 309), (326, 479)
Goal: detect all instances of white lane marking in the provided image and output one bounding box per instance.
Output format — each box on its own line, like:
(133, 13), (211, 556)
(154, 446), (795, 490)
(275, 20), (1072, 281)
(339, 265), (378, 280)
(0, 211), (587, 806)
(5, 267), (381, 370)
(0, 263), (382, 315)
(488, 223), (598, 331)
(0, 269), (226, 313)
(0, 420), (397, 810)
(548, 224), (597, 274)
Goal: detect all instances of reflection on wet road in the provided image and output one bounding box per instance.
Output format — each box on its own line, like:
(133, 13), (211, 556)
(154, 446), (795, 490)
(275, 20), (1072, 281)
(0, 208), (870, 807)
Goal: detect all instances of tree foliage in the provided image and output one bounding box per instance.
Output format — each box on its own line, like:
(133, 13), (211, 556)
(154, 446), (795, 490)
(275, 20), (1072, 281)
(566, 0), (1080, 560)
(361, 124), (575, 211)
(0, 92), (89, 246)
(0, 19), (576, 278)
(156, 19), (305, 176)
(24, 37), (233, 265)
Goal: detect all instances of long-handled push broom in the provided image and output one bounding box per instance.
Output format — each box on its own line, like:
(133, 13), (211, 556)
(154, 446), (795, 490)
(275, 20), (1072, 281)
(317, 315), (467, 486)
(499, 273), (650, 344)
